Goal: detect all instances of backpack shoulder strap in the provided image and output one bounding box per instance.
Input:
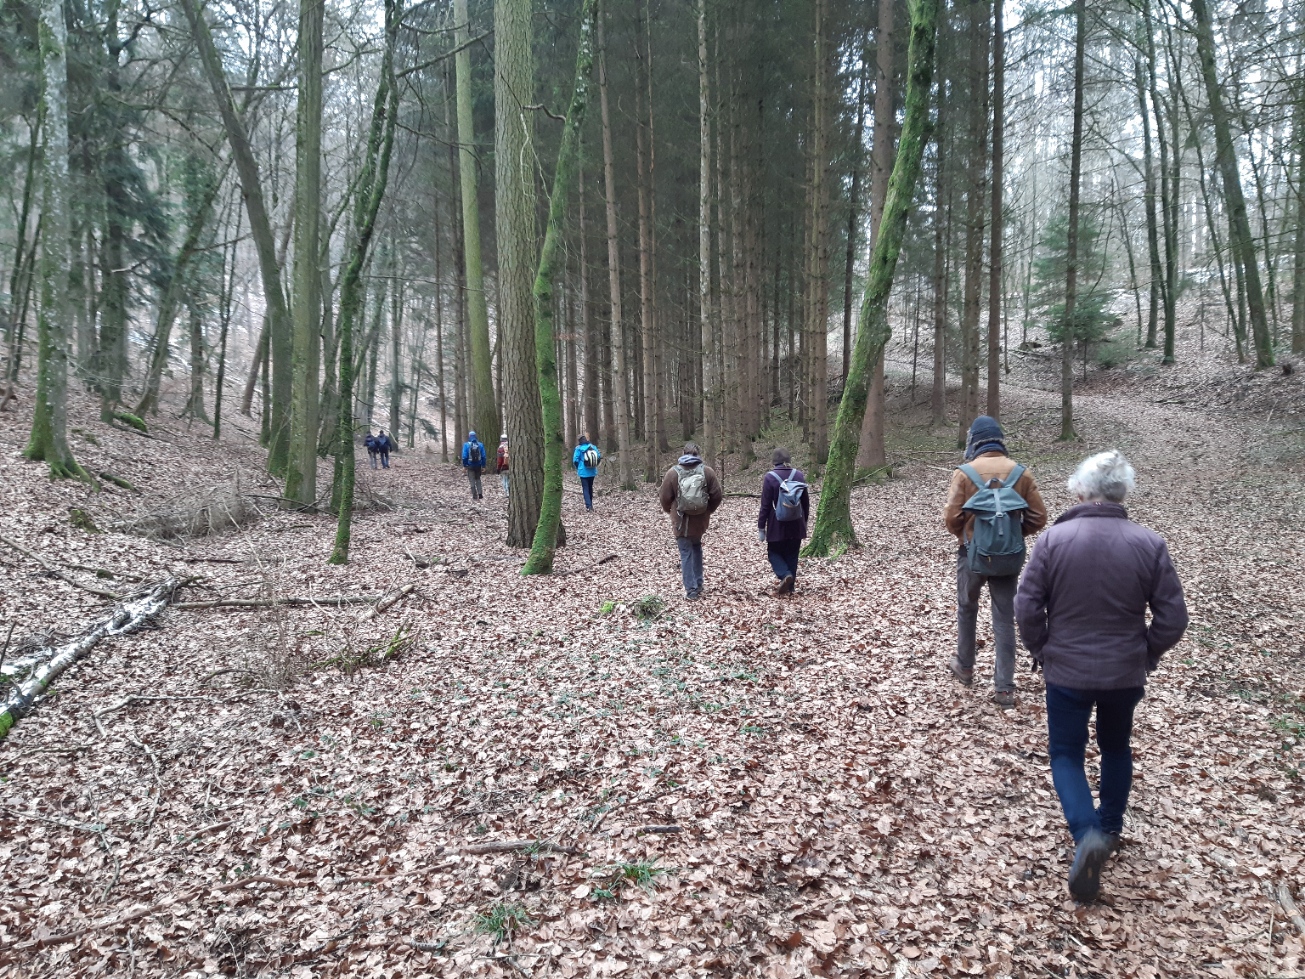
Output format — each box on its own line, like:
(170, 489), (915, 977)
(1002, 464), (1026, 488)
(958, 464), (986, 492)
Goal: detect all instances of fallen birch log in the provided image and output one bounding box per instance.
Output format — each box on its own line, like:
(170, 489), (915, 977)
(0, 577), (179, 740)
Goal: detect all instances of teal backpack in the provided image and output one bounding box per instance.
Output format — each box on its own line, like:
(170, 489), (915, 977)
(959, 463), (1029, 576)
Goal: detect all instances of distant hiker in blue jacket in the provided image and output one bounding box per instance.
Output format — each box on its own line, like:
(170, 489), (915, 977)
(462, 431), (486, 500)
(364, 431), (380, 469)
(572, 434), (600, 510)
(757, 448), (810, 596)
(377, 429), (394, 469)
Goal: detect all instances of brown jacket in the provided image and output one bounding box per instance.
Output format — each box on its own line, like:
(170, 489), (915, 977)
(943, 451), (1047, 543)
(659, 460), (724, 538)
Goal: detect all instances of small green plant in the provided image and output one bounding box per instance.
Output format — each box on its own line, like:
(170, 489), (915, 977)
(633, 594), (665, 621)
(474, 901), (534, 945)
(598, 599), (617, 616)
(604, 859), (672, 895)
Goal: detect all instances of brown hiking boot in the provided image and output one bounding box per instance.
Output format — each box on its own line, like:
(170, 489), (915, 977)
(948, 656), (974, 686)
(991, 690), (1016, 709)
(774, 574), (795, 596)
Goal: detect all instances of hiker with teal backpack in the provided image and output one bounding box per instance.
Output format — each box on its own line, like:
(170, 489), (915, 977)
(943, 415), (1047, 708)
(572, 434), (601, 510)
(757, 447), (810, 596)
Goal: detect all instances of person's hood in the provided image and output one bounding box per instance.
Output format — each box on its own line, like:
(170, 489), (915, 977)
(677, 455), (703, 467)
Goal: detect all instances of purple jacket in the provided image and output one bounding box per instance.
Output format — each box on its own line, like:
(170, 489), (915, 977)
(1014, 502), (1188, 690)
(758, 467), (810, 542)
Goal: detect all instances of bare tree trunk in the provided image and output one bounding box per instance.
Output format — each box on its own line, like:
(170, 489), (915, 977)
(598, 12), (634, 490)
(698, 0), (717, 465)
(285, 0), (324, 505)
(1294, 98), (1305, 355)
(1134, 52), (1161, 350)
(498, 0), (545, 545)
(1190, 0), (1273, 368)
(930, 25), (950, 429)
(580, 158), (599, 441)
(1060, 0), (1086, 441)
(808, 0), (830, 464)
(858, 0), (896, 470)
(453, 0), (501, 443)
(956, 0), (988, 447)
(636, 7), (659, 482)
(985, 0), (1003, 418)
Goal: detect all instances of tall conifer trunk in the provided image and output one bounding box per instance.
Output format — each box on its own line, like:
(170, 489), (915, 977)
(1060, 0), (1086, 440)
(598, 13), (634, 490)
(26, 0), (84, 479)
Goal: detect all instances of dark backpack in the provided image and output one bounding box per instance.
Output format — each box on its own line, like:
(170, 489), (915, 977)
(364, 434), (378, 452)
(467, 442), (484, 466)
(958, 463), (1029, 576)
(772, 468), (807, 522)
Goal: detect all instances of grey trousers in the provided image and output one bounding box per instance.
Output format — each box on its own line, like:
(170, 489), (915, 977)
(955, 550), (1018, 692)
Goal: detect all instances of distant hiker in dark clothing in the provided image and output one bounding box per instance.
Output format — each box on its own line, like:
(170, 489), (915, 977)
(461, 431), (486, 500)
(496, 434), (510, 496)
(942, 414), (1047, 708)
(757, 447), (810, 596)
(364, 431), (380, 469)
(377, 429), (393, 469)
(658, 442), (723, 600)
(572, 434), (601, 510)
(1015, 450), (1188, 903)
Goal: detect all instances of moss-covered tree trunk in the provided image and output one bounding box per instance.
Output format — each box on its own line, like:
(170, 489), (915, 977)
(25, 0), (85, 479)
(803, 0), (938, 557)
(285, 0), (325, 505)
(181, 0), (293, 473)
(329, 0), (399, 564)
(523, 0), (599, 575)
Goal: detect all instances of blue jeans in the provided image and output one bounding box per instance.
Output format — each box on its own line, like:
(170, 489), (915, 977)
(676, 537), (704, 596)
(1045, 684), (1145, 843)
(767, 539), (800, 581)
(580, 476), (594, 509)
(956, 551), (1018, 692)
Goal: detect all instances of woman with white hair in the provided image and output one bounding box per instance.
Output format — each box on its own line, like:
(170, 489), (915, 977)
(1015, 450), (1188, 902)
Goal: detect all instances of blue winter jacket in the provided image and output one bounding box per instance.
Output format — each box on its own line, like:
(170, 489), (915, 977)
(572, 441), (600, 478)
(462, 439), (487, 469)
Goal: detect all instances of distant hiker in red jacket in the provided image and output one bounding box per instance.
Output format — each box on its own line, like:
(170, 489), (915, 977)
(1016, 450), (1188, 904)
(496, 434), (510, 496)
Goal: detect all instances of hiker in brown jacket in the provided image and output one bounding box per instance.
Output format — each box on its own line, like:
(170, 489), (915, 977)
(658, 442), (723, 600)
(942, 415), (1047, 708)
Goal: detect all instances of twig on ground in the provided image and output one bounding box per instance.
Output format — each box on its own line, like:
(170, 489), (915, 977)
(462, 839), (578, 856)
(1266, 881), (1305, 936)
(630, 824), (682, 835)
(555, 553), (618, 577)
(359, 583), (417, 622)
(173, 595), (376, 610)
(0, 533), (122, 600)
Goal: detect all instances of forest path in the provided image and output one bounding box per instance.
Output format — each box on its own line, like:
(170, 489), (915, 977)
(2, 374), (1303, 977)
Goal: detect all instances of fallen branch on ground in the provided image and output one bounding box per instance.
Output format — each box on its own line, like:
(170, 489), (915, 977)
(461, 839), (579, 856)
(555, 553), (618, 577)
(630, 824), (682, 834)
(1267, 881), (1305, 936)
(0, 577), (179, 740)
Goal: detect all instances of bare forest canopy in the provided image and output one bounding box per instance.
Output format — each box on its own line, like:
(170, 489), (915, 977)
(1, 0), (1303, 564)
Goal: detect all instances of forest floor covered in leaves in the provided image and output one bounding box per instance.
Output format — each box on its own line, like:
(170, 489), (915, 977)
(2, 345), (1304, 978)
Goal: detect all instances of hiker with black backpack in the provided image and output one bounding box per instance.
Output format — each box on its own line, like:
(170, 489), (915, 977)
(572, 434), (601, 511)
(1015, 451), (1187, 903)
(943, 415), (1047, 708)
(364, 431), (380, 470)
(757, 448), (810, 596)
(377, 429), (394, 469)
(461, 430), (487, 500)
(658, 442), (723, 600)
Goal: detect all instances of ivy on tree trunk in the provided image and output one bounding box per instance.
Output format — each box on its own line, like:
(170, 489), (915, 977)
(803, 0), (939, 558)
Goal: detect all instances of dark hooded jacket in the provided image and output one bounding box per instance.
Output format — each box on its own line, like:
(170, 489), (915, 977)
(1014, 502), (1189, 690)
